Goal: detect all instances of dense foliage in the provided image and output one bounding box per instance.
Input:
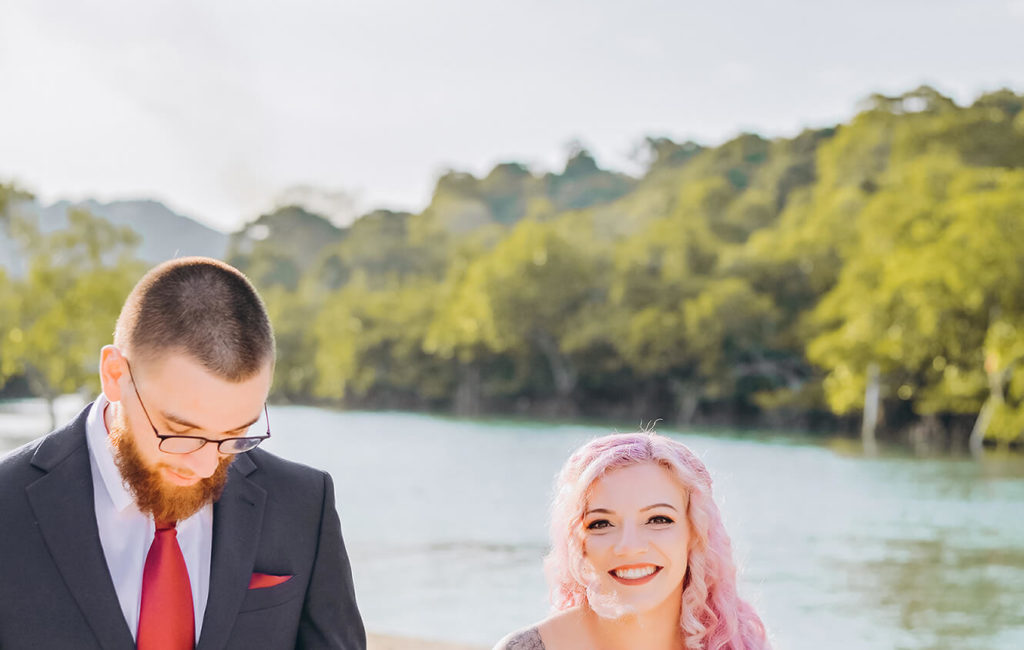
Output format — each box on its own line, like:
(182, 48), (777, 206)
(0, 184), (145, 428)
(233, 86), (1023, 448)
(3, 86), (1023, 448)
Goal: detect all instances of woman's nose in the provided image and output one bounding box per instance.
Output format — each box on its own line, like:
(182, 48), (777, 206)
(613, 523), (647, 555)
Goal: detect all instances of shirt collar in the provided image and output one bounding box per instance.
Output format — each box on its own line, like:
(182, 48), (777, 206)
(85, 394), (137, 513)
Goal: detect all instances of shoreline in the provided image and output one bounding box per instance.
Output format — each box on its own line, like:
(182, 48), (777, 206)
(368, 632), (486, 650)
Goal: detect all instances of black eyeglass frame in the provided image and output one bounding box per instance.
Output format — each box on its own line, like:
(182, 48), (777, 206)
(124, 359), (271, 455)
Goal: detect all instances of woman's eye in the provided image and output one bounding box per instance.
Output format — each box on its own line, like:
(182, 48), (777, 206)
(586, 519), (612, 530)
(648, 515), (674, 525)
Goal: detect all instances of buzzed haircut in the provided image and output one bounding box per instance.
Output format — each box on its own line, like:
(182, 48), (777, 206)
(114, 257), (275, 380)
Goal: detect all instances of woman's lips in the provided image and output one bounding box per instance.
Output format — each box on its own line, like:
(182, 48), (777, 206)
(608, 564), (662, 585)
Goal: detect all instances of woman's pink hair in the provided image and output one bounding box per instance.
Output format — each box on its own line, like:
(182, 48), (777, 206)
(543, 432), (770, 650)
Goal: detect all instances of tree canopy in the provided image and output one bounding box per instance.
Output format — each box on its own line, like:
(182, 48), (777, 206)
(0, 197), (144, 429)
(4, 86), (1024, 448)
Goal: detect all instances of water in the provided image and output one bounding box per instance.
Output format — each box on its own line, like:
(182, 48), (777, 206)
(3, 403), (1023, 649)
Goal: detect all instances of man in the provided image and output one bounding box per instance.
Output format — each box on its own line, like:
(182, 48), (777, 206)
(0, 257), (365, 649)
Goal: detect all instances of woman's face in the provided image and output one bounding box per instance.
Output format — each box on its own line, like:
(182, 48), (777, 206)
(582, 462), (691, 616)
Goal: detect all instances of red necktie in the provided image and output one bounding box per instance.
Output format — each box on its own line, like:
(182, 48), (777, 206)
(137, 520), (195, 650)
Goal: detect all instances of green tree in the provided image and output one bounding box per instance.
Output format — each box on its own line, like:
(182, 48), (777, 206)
(0, 183), (33, 223)
(311, 275), (452, 407)
(228, 205), (344, 291)
(807, 155), (1024, 447)
(0, 208), (144, 429)
(426, 219), (603, 414)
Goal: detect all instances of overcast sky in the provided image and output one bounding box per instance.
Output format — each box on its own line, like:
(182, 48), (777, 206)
(2, 0), (1023, 232)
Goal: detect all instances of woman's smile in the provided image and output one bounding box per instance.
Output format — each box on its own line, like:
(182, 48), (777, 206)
(609, 564), (662, 585)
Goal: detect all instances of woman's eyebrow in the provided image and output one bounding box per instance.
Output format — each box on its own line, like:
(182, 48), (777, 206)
(641, 503), (678, 512)
(585, 503), (680, 515)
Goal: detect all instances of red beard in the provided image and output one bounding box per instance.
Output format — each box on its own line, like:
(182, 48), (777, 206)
(110, 417), (233, 522)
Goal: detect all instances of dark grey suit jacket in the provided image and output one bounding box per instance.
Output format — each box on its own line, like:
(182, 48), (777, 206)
(0, 404), (366, 649)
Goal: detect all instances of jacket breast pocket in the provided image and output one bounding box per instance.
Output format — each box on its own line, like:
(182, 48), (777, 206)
(238, 574), (305, 612)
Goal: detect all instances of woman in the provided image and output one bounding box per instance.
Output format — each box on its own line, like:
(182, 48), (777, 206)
(495, 432), (770, 650)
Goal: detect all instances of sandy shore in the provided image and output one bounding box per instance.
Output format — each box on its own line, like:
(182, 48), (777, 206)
(368, 632), (486, 650)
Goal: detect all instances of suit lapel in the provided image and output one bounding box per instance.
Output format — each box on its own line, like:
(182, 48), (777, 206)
(196, 454), (266, 650)
(26, 416), (135, 650)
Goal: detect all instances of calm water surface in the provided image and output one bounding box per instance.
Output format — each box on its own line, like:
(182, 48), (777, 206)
(3, 401), (1023, 649)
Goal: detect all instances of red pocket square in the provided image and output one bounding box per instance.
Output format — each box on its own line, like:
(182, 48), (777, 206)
(248, 572), (293, 589)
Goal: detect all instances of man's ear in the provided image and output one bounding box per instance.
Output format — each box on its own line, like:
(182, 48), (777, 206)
(99, 345), (127, 402)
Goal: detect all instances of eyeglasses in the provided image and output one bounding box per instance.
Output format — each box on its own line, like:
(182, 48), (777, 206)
(124, 360), (271, 454)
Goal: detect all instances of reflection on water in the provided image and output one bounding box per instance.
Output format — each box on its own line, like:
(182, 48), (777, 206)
(845, 535), (1024, 650)
(3, 404), (1023, 648)
(350, 541), (550, 641)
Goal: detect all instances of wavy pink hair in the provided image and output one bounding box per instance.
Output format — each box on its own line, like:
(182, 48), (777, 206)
(543, 432), (770, 650)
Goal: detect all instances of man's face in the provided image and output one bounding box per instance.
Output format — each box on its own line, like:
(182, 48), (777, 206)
(101, 348), (273, 522)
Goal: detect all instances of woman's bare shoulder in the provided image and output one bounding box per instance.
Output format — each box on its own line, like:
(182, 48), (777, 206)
(492, 626), (545, 650)
(493, 608), (587, 650)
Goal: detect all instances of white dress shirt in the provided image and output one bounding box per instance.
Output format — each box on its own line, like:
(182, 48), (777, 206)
(84, 394), (212, 643)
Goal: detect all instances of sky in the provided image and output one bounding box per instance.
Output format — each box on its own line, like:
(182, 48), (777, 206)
(2, 0), (1023, 232)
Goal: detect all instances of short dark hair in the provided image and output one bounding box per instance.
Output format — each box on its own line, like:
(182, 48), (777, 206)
(114, 257), (275, 380)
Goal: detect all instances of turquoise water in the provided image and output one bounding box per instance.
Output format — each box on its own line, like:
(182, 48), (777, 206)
(260, 408), (1024, 650)
(4, 403), (1024, 649)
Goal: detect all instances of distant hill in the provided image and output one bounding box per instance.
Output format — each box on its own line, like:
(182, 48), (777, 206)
(1, 198), (228, 273)
(227, 204), (348, 290)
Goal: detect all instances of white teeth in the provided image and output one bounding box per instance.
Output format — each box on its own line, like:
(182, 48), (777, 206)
(613, 566), (657, 580)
